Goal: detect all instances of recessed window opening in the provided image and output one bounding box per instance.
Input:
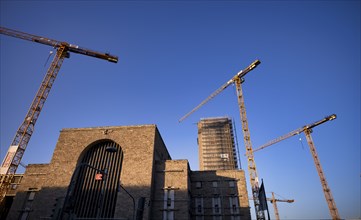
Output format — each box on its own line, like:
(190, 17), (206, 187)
(63, 140), (123, 219)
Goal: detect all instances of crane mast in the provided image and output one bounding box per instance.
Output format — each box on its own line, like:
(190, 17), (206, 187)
(250, 192), (294, 220)
(234, 77), (264, 219)
(0, 27), (118, 202)
(0, 45), (67, 176)
(270, 192), (294, 220)
(253, 114), (340, 219)
(304, 129), (340, 219)
(179, 60), (265, 219)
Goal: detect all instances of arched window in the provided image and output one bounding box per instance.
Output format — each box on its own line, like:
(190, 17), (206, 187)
(63, 140), (123, 219)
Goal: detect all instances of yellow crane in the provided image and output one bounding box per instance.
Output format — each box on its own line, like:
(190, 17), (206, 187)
(252, 114), (340, 219)
(269, 192), (294, 220)
(179, 60), (265, 219)
(0, 27), (118, 202)
(250, 192), (294, 220)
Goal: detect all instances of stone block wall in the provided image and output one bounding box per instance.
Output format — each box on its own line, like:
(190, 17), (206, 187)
(7, 164), (50, 219)
(152, 160), (191, 220)
(190, 169), (251, 219)
(7, 124), (251, 220)
(8, 125), (163, 220)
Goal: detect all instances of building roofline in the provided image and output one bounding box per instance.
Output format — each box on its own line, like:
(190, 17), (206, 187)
(60, 124), (157, 132)
(199, 116), (232, 121)
(154, 126), (172, 160)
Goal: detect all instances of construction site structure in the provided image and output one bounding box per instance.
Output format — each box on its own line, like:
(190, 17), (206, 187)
(197, 117), (238, 170)
(0, 27), (118, 203)
(252, 114), (340, 220)
(269, 192), (294, 220)
(179, 60), (265, 219)
(250, 191), (294, 220)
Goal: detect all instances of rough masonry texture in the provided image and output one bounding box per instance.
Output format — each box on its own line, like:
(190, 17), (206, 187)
(7, 125), (250, 219)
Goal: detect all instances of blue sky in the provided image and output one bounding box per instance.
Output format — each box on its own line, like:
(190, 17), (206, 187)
(1, 1), (360, 219)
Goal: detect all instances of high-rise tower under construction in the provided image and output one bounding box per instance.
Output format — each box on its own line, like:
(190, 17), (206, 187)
(198, 117), (239, 171)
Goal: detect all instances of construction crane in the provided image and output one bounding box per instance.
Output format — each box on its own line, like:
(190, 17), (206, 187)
(179, 60), (265, 219)
(269, 192), (294, 220)
(0, 27), (118, 202)
(250, 192), (294, 220)
(252, 114), (340, 220)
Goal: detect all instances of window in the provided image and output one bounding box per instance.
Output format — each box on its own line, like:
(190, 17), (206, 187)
(164, 189), (174, 208)
(70, 140), (123, 219)
(229, 196), (239, 214)
(215, 204), (220, 213)
(28, 191), (36, 201)
(212, 197), (221, 214)
(196, 181), (202, 189)
(164, 211), (174, 220)
(20, 189), (38, 220)
(198, 205), (202, 213)
(229, 181), (235, 188)
(20, 212), (29, 220)
(212, 181), (218, 188)
(195, 197), (203, 214)
(163, 189), (174, 220)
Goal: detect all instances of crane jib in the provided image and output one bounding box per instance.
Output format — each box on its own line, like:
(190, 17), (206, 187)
(178, 59), (261, 122)
(253, 114), (337, 153)
(0, 26), (119, 63)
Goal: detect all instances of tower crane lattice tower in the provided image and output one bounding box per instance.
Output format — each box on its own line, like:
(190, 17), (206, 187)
(0, 27), (118, 202)
(269, 192), (294, 220)
(250, 192), (294, 220)
(252, 114), (340, 220)
(179, 60), (265, 219)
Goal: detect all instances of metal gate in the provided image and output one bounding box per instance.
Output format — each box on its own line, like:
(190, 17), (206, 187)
(64, 140), (123, 219)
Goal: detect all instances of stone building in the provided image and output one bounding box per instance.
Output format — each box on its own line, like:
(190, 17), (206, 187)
(7, 124), (250, 219)
(198, 117), (239, 171)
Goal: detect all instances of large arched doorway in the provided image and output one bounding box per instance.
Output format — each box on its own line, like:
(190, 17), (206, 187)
(63, 140), (123, 219)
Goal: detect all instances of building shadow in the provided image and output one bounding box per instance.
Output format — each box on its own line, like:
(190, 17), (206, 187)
(4, 125), (251, 220)
(6, 164), (250, 220)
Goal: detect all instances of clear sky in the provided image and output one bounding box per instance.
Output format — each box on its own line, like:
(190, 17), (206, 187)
(1, 1), (360, 219)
